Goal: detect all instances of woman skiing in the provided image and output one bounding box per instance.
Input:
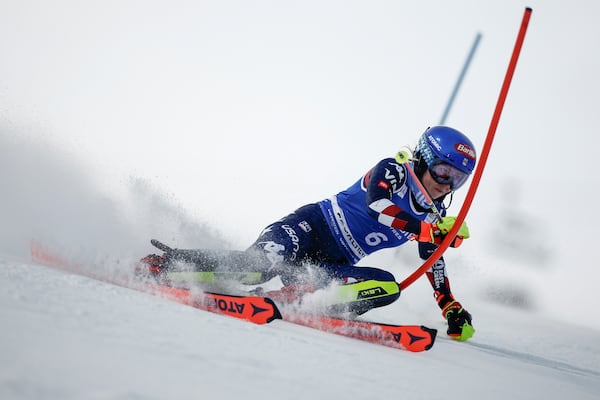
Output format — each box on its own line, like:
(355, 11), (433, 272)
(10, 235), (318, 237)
(140, 126), (476, 341)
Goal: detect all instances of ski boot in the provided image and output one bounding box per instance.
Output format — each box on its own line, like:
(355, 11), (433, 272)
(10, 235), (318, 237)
(135, 254), (169, 280)
(305, 279), (401, 316)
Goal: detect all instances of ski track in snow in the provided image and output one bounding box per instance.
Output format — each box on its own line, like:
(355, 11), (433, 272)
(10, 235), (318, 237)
(1, 259), (599, 400)
(463, 340), (600, 378)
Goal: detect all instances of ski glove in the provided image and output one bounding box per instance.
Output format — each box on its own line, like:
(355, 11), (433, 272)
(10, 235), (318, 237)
(442, 301), (475, 341)
(416, 217), (470, 247)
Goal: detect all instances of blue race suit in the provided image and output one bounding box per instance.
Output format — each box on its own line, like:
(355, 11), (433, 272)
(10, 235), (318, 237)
(163, 156), (458, 313)
(248, 157), (452, 304)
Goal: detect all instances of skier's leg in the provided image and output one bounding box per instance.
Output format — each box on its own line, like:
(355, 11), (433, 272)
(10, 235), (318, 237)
(137, 245), (272, 284)
(316, 263), (401, 315)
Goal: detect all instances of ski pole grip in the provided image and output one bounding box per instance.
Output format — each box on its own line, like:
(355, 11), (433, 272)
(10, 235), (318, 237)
(395, 147), (413, 164)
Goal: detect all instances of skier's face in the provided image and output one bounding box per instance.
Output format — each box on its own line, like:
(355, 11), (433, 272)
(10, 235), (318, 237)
(421, 169), (452, 200)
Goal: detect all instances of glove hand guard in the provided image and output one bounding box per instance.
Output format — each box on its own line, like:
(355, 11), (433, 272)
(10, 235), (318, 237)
(416, 217), (470, 247)
(442, 301), (475, 341)
(436, 216), (470, 238)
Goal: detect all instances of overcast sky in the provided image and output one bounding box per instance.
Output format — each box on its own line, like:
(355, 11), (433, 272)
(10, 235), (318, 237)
(1, 1), (599, 328)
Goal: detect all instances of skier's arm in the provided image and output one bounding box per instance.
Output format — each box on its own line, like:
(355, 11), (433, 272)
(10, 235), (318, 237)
(420, 241), (474, 341)
(364, 159), (425, 234)
(419, 241), (454, 307)
(364, 158), (468, 246)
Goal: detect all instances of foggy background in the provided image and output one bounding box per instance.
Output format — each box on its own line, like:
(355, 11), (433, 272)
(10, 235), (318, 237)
(1, 1), (598, 330)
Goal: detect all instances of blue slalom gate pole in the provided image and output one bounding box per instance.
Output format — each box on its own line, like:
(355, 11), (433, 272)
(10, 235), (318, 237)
(439, 32), (482, 125)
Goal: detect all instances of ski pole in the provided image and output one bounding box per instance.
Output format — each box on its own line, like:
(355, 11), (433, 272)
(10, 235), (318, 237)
(151, 239), (173, 253)
(399, 7), (533, 291)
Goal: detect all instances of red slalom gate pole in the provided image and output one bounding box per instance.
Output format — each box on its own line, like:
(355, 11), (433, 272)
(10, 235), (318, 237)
(399, 7), (533, 291)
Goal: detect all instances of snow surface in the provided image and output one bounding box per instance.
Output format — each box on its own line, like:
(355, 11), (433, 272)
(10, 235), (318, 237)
(1, 258), (599, 400)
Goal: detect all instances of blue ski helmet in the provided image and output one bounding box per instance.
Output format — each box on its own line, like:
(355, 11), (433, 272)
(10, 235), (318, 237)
(413, 126), (476, 194)
(416, 126), (476, 174)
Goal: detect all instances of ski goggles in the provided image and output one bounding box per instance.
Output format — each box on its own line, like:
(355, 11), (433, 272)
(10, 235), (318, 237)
(429, 160), (469, 190)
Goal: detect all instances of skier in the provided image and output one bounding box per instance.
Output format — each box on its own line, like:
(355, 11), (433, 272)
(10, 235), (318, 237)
(139, 126), (476, 341)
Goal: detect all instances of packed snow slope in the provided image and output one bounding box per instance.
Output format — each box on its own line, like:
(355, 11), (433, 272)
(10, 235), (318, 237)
(1, 258), (599, 400)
